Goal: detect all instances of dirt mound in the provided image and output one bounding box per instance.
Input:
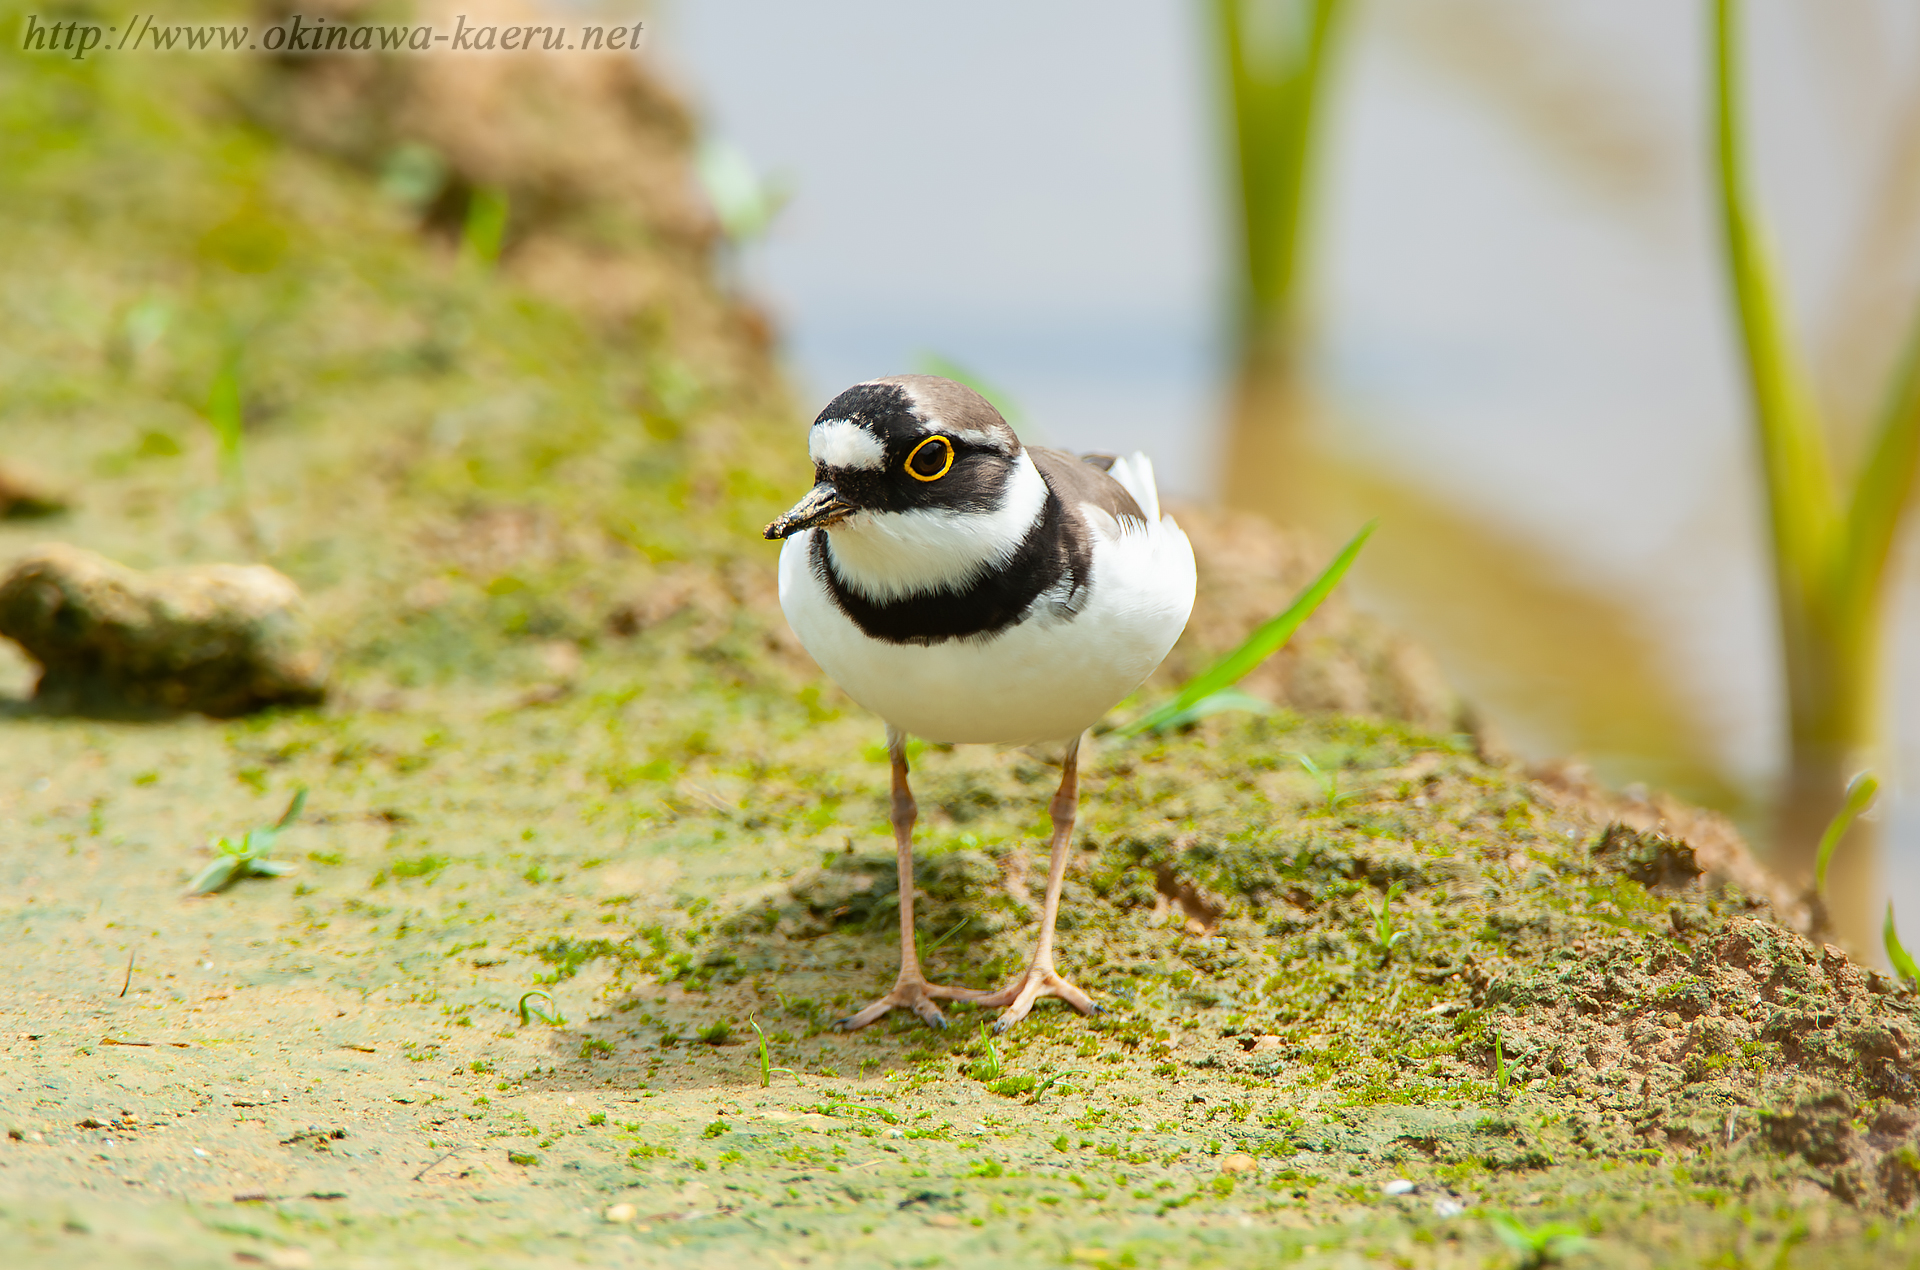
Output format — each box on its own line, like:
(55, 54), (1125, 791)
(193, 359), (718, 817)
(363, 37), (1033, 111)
(244, 0), (760, 347)
(703, 729), (1920, 1210)
(1481, 916), (1920, 1207)
(1169, 508), (1464, 732)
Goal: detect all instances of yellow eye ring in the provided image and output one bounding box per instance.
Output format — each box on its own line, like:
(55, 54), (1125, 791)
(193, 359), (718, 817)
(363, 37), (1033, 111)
(905, 435), (955, 482)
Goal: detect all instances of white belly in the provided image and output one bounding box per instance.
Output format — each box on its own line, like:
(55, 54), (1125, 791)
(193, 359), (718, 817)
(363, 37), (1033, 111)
(778, 519), (1196, 745)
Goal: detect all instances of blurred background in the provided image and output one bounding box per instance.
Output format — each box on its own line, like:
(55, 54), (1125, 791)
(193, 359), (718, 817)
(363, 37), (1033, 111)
(651, 0), (1920, 938)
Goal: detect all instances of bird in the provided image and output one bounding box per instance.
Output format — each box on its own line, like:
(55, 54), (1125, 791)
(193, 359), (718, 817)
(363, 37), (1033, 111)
(763, 374), (1196, 1033)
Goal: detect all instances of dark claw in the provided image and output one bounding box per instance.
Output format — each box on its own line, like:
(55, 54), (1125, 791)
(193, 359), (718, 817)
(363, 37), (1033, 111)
(830, 1017), (857, 1032)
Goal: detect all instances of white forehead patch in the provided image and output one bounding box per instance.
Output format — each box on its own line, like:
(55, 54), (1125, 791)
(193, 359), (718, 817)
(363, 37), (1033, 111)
(809, 419), (887, 471)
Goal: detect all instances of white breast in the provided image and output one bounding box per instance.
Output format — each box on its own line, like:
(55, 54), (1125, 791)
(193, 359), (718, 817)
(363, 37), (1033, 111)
(778, 471), (1196, 745)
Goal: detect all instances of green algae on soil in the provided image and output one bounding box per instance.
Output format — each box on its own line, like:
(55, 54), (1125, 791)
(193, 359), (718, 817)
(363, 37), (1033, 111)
(4, 6), (1920, 1266)
(6, 694), (1920, 1268)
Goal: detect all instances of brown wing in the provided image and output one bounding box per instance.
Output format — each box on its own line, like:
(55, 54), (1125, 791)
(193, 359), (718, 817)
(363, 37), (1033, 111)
(1028, 447), (1148, 529)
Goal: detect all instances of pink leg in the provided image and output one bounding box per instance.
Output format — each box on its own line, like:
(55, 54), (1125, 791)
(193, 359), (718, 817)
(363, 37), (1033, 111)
(833, 728), (992, 1031)
(975, 735), (1097, 1032)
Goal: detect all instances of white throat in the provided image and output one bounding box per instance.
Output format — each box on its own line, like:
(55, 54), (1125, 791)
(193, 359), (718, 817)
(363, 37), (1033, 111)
(825, 452), (1048, 601)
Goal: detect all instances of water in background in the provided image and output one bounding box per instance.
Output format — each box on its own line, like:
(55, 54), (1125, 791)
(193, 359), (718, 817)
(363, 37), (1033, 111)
(651, 0), (1920, 924)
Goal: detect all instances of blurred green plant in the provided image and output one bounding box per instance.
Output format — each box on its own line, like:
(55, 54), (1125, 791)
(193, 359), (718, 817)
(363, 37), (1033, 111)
(1714, 0), (1920, 949)
(1813, 771), (1879, 900)
(695, 138), (788, 245)
(187, 787), (305, 896)
(1214, 0), (1352, 362)
(1118, 519), (1373, 735)
(1885, 904), (1920, 991)
(1488, 1214), (1590, 1269)
(1295, 751), (1357, 811)
(460, 186), (510, 266)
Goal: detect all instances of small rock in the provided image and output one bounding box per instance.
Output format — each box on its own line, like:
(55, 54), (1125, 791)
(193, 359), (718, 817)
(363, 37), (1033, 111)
(885, 1128), (905, 1139)
(1246, 1035), (1283, 1053)
(1382, 1178), (1415, 1195)
(265, 1250), (313, 1270)
(0, 464), (68, 520)
(1220, 1153), (1258, 1174)
(1432, 1196), (1466, 1217)
(926, 1213), (962, 1228)
(0, 544), (326, 716)
(604, 1202), (638, 1223)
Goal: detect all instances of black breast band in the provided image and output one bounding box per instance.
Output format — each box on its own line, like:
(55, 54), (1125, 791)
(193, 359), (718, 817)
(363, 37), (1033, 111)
(812, 488), (1092, 645)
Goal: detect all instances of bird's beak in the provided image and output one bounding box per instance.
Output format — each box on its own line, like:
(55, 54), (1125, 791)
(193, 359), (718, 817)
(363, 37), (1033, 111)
(764, 482), (856, 540)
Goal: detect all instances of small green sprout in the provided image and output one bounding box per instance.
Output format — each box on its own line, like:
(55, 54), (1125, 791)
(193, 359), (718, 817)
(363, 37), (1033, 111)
(517, 991), (562, 1027)
(1488, 1214), (1590, 1269)
(977, 1023), (1002, 1082)
(1886, 903), (1920, 991)
(1028, 1070), (1088, 1104)
(1814, 770), (1879, 898)
(750, 1017), (802, 1089)
(187, 788), (306, 896)
(1368, 880), (1408, 957)
(1296, 753), (1357, 812)
(1494, 1032), (1511, 1100)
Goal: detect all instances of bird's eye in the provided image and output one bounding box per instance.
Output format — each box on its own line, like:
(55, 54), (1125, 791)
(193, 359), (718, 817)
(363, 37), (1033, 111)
(905, 435), (955, 482)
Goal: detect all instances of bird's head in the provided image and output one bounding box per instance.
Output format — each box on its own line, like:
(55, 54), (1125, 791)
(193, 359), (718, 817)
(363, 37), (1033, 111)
(763, 375), (1024, 541)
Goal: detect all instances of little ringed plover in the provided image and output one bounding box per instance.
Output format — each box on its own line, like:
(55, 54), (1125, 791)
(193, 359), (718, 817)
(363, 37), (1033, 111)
(765, 374), (1196, 1032)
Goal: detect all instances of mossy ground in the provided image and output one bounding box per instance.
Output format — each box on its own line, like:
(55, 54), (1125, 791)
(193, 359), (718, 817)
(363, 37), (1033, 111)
(4, 7), (1920, 1267)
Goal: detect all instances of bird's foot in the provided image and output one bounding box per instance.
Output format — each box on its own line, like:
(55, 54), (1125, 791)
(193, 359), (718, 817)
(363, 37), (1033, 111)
(976, 962), (1098, 1033)
(831, 974), (990, 1031)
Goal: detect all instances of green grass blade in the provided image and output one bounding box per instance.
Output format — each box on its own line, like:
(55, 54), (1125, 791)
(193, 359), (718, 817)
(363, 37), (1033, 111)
(1143, 686), (1276, 732)
(1118, 519), (1374, 737)
(206, 353), (245, 491)
(461, 186), (510, 266)
(1886, 903), (1920, 990)
(751, 1017), (771, 1088)
(1813, 771), (1879, 898)
(1714, 0), (1839, 614)
(924, 916), (971, 956)
(518, 990), (557, 1027)
(276, 786), (309, 830)
(1837, 287), (1920, 657)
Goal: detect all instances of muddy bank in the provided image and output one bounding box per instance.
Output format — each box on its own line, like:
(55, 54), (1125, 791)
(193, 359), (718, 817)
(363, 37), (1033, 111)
(4, 4), (1920, 1267)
